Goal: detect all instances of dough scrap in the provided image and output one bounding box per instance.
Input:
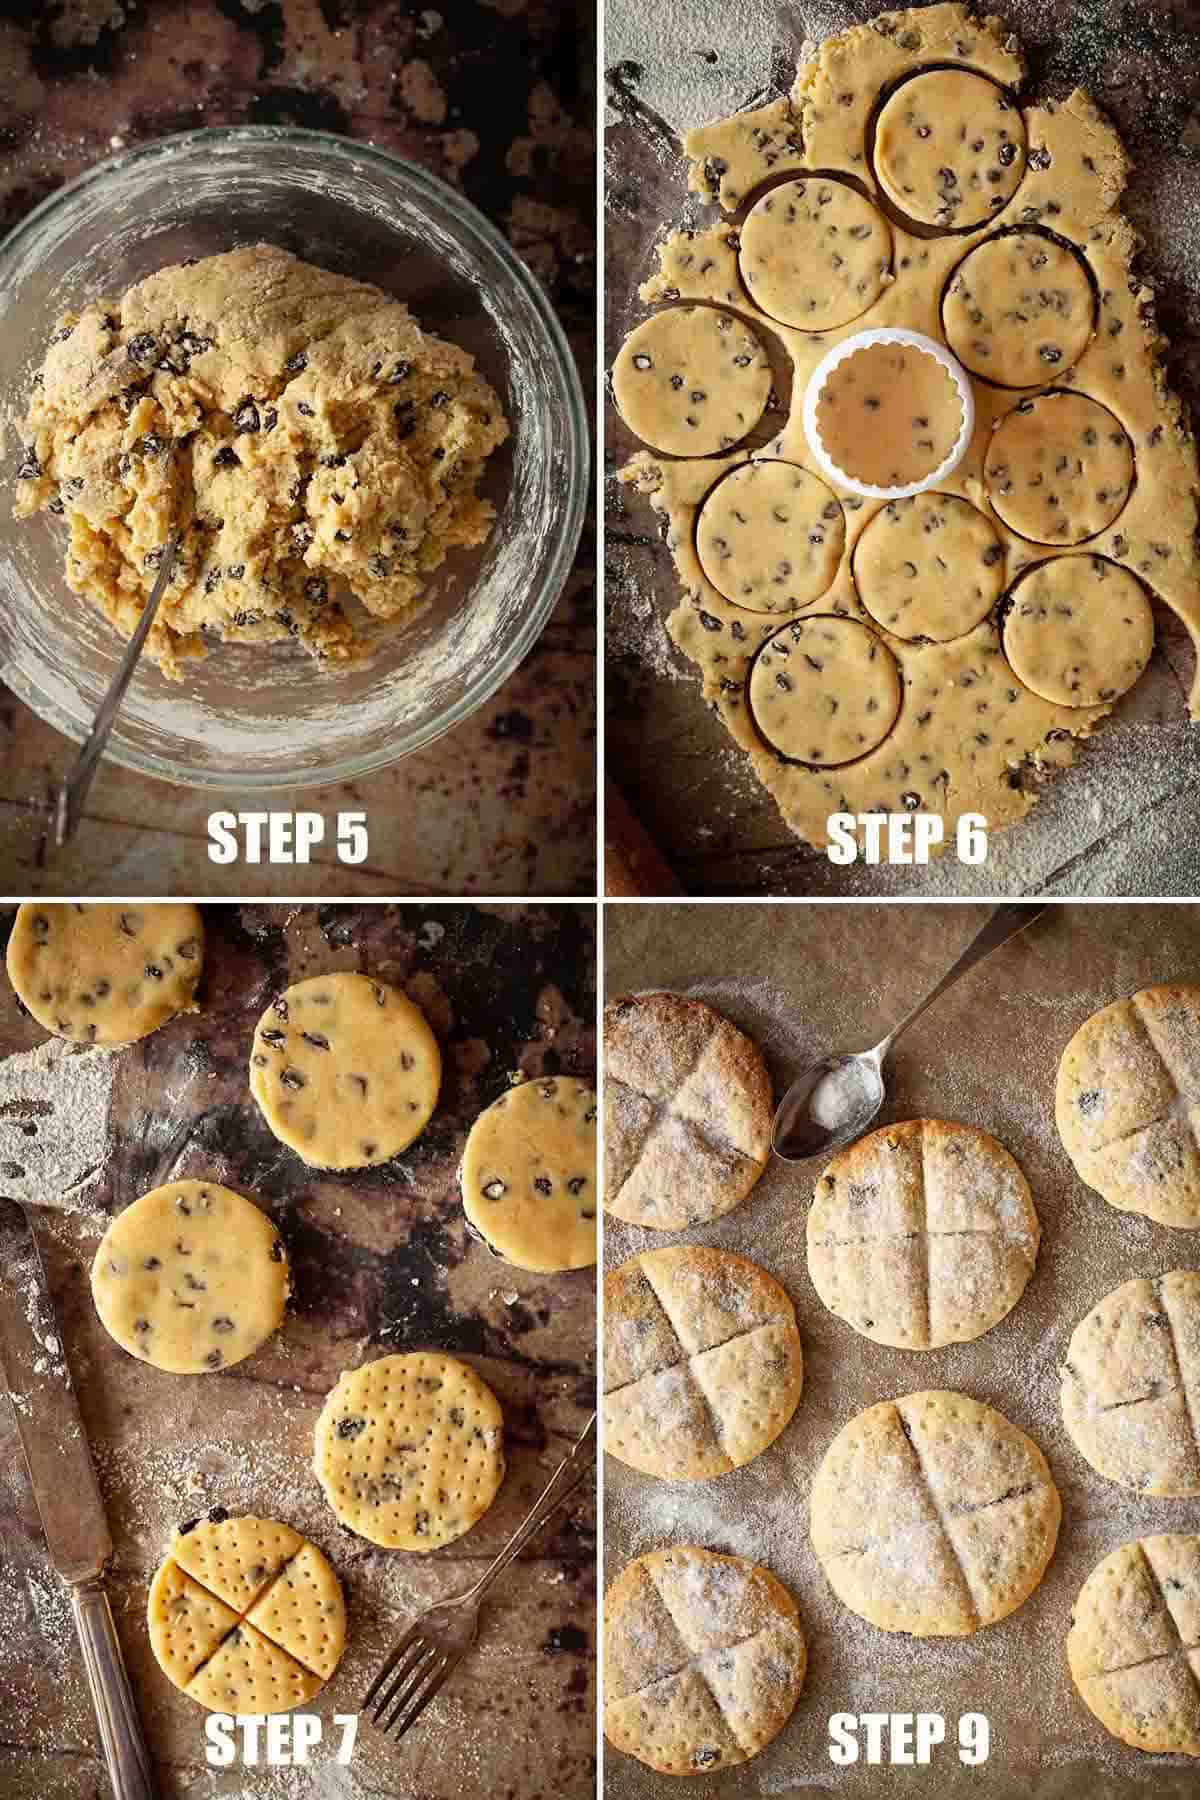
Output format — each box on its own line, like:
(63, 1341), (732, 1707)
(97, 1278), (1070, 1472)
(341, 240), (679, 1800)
(460, 1075), (597, 1272)
(612, 306), (771, 456)
(6, 902), (203, 1045)
(749, 616), (901, 765)
(738, 178), (892, 330)
(853, 492), (1004, 640)
(1068, 1535), (1200, 1754)
(1003, 554), (1153, 706)
(696, 461), (843, 612)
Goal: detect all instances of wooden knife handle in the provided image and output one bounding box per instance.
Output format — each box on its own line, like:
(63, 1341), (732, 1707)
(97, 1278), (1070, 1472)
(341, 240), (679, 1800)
(73, 1579), (158, 1800)
(605, 777), (684, 896)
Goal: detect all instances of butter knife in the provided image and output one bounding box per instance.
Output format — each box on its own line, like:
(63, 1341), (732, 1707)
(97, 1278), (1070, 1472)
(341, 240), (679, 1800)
(0, 1197), (157, 1800)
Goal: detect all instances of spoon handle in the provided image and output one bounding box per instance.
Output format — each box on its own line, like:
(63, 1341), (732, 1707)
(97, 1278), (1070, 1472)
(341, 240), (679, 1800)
(876, 903), (1046, 1060)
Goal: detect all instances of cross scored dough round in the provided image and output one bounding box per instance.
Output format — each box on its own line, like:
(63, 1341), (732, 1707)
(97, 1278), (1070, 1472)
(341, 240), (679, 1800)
(611, 306), (772, 456)
(1056, 985), (1200, 1228)
(460, 1075), (597, 1273)
(1068, 1534), (1200, 1755)
(986, 391), (1134, 546)
(91, 1180), (288, 1374)
(696, 461), (844, 612)
(1062, 1272), (1200, 1497)
(811, 1390), (1060, 1636)
(750, 616), (902, 765)
(7, 902), (203, 1045)
(604, 1247), (803, 1480)
(808, 1119), (1040, 1350)
(873, 70), (1027, 229)
(313, 1351), (505, 1550)
(604, 992), (772, 1230)
(853, 492), (1004, 641)
(738, 178), (892, 330)
(148, 1514), (345, 1713)
(604, 1546), (807, 1775)
(250, 972), (441, 1170)
(942, 231), (1095, 388)
(1003, 555), (1153, 707)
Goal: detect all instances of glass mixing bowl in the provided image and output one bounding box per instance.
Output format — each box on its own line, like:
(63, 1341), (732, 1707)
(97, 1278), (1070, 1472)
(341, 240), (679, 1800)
(0, 128), (588, 788)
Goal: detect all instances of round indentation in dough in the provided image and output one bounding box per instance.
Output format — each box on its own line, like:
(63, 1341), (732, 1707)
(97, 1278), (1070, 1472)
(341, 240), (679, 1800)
(985, 391), (1133, 545)
(461, 1075), (597, 1273)
(942, 231), (1095, 387)
(738, 177), (892, 330)
(813, 339), (964, 491)
(1068, 1535), (1200, 1755)
(313, 1351), (505, 1550)
(696, 461), (844, 612)
(1003, 555), (1152, 706)
(249, 972), (441, 1170)
(873, 71), (1027, 230)
(91, 1180), (289, 1374)
(611, 306), (772, 456)
(749, 616), (901, 766)
(6, 902), (204, 1046)
(854, 493), (1005, 640)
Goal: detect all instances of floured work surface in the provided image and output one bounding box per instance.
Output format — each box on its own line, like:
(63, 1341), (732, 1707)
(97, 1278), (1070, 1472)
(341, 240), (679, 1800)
(606, 0), (1200, 896)
(604, 902), (1200, 1797)
(0, 903), (596, 1800)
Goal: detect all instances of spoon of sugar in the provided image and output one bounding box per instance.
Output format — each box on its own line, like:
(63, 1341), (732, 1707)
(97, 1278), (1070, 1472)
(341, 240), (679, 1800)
(771, 903), (1047, 1162)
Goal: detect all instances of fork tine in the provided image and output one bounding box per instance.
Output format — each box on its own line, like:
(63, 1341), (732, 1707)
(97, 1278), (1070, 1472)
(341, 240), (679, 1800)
(390, 1653), (461, 1742)
(364, 1625), (429, 1713)
(369, 1640), (437, 1724)
(377, 1647), (448, 1733)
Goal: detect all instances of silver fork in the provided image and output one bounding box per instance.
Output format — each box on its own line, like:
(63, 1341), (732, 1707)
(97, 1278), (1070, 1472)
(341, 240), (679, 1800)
(363, 1410), (597, 1742)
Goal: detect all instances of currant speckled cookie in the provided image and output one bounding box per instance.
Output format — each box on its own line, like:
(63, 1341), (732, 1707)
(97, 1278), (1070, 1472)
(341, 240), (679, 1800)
(1068, 1535), (1200, 1755)
(738, 178), (892, 330)
(460, 1075), (597, 1272)
(853, 492), (1004, 640)
(7, 902), (203, 1045)
(942, 232), (1095, 387)
(749, 617), (902, 764)
(1003, 556), (1153, 706)
(873, 69), (1026, 229)
(612, 306), (771, 456)
(986, 392), (1133, 545)
(696, 461), (844, 611)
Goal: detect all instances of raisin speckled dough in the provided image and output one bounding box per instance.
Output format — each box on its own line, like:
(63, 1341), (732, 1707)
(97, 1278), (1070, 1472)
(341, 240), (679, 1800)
(604, 1247), (803, 1481)
(612, 306), (771, 456)
(696, 461), (844, 612)
(986, 392), (1133, 545)
(7, 902), (203, 1045)
(943, 232), (1095, 387)
(814, 341), (963, 489)
(91, 1180), (289, 1374)
(811, 1391), (1061, 1637)
(250, 972), (440, 1170)
(1056, 985), (1200, 1228)
(1061, 1272), (1200, 1497)
(313, 1351), (505, 1550)
(12, 246), (508, 680)
(460, 1075), (597, 1273)
(854, 492), (1004, 640)
(874, 70), (1026, 229)
(1004, 555), (1153, 706)
(750, 616), (901, 765)
(1068, 1535), (1200, 1755)
(738, 178), (891, 329)
(604, 1546), (807, 1776)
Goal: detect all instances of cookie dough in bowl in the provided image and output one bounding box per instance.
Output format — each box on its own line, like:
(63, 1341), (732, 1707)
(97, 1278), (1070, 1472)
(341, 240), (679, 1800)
(6, 901), (203, 1045)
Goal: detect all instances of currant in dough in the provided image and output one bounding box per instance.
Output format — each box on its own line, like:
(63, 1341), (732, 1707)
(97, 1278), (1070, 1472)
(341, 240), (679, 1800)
(738, 178), (891, 329)
(250, 972), (440, 1170)
(612, 307), (771, 456)
(854, 492), (1004, 639)
(873, 70), (1026, 229)
(750, 617), (901, 764)
(943, 232), (1095, 387)
(91, 1180), (288, 1374)
(460, 1075), (597, 1272)
(696, 462), (844, 611)
(1003, 555), (1153, 705)
(814, 340), (962, 488)
(6, 902), (203, 1045)
(986, 392), (1133, 545)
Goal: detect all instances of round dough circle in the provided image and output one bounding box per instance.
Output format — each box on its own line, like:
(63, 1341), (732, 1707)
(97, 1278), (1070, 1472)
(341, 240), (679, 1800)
(1068, 1535), (1200, 1756)
(811, 1390), (1061, 1637)
(750, 616), (901, 765)
(814, 340), (963, 489)
(808, 1119), (1040, 1350)
(249, 972), (440, 1170)
(696, 461), (844, 612)
(604, 1546), (807, 1775)
(873, 71), (1027, 230)
(854, 492), (1005, 640)
(1056, 984), (1200, 1228)
(1062, 1272), (1200, 1497)
(986, 391), (1133, 545)
(943, 231), (1094, 387)
(604, 1247), (803, 1480)
(7, 902), (203, 1045)
(612, 306), (771, 456)
(461, 1075), (597, 1273)
(739, 177), (892, 329)
(91, 1180), (288, 1374)
(1004, 555), (1153, 706)
(148, 1515), (345, 1711)
(604, 992), (772, 1231)
(313, 1351), (505, 1550)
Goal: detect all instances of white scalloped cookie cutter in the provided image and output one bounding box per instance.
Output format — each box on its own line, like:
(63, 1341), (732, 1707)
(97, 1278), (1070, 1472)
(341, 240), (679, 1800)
(802, 327), (975, 501)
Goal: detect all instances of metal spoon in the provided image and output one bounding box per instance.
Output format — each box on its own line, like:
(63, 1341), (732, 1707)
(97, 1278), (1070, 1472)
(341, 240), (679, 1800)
(771, 902), (1047, 1162)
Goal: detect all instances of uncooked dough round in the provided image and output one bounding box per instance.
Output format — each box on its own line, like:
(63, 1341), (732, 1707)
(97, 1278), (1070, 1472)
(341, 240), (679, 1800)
(250, 972), (440, 1170)
(1004, 555), (1153, 705)
(7, 902), (203, 1045)
(986, 392), (1133, 545)
(943, 232), (1094, 386)
(738, 177), (891, 329)
(854, 493), (1004, 639)
(91, 1180), (288, 1374)
(814, 341), (963, 489)
(696, 461), (844, 611)
(750, 616), (901, 764)
(612, 306), (771, 456)
(874, 71), (1027, 229)
(1068, 1535), (1200, 1755)
(461, 1075), (597, 1272)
